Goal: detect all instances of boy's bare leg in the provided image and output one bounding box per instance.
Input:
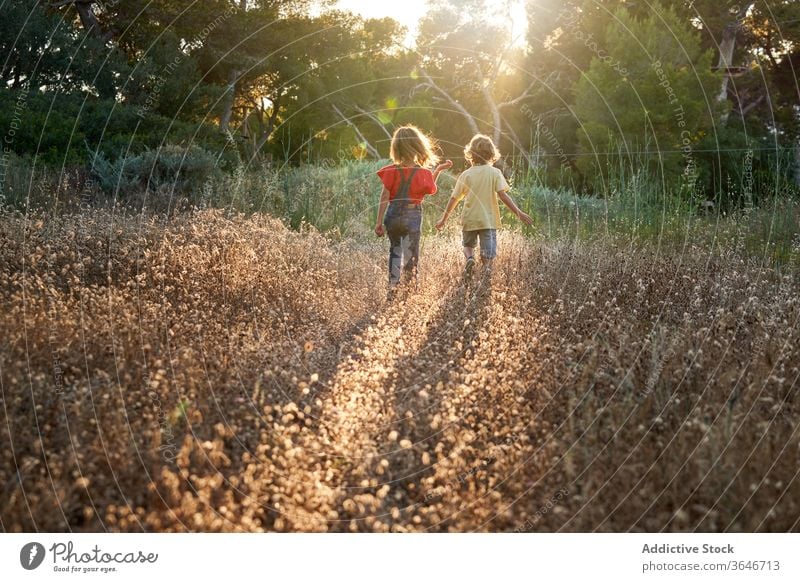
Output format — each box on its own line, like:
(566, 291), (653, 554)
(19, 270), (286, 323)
(463, 246), (474, 260)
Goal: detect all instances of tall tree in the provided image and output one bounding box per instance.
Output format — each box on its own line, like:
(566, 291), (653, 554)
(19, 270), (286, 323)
(572, 2), (723, 189)
(413, 0), (538, 160)
(2, 1), (76, 89)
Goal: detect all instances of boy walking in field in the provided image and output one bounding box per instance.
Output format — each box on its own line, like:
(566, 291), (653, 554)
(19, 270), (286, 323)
(435, 134), (533, 275)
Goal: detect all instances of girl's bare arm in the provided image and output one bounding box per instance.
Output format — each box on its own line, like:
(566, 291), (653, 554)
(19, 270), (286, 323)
(432, 159), (453, 183)
(375, 186), (391, 236)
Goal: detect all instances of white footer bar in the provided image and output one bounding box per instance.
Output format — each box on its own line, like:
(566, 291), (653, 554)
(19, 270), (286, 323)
(2, 533), (797, 581)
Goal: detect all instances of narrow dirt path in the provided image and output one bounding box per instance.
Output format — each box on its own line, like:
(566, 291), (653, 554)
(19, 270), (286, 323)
(267, 242), (562, 531)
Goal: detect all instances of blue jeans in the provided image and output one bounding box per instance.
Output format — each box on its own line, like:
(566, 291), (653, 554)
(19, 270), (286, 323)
(462, 229), (497, 259)
(384, 203), (422, 286)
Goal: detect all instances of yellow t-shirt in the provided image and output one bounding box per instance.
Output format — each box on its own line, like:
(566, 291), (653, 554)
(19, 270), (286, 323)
(451, 164), (510, 231)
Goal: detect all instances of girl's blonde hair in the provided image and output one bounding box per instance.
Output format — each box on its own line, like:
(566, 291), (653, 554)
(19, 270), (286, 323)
(465, 134), (500, 165)
(390, 125), (439, 167)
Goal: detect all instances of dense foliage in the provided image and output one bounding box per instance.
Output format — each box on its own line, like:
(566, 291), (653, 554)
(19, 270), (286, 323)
(0, 0), (798, 203)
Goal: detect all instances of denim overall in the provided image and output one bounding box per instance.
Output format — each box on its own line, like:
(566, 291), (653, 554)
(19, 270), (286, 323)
(384, 166), (421, 287)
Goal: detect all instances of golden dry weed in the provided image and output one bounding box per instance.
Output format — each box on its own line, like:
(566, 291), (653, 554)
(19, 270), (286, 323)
(1, 209), (798, 532)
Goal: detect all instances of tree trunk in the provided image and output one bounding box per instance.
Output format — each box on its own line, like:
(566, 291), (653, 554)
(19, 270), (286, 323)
(716, 24), (736, 123)
(716, 3), (753, 125)
(501, 118), (534, 167)
(219, 1), (247, 132)
(74, 1), (101, 35)
(354, 106), (393, 140)
(219, 69), (239, 132)
(50, 0), (112, 41)
(250, 92), (283, 162)
(795, 140), (800, 188)
(332, 104), (380, 159)
(419, 68), (480, 136)
(481, 84), (502, 145)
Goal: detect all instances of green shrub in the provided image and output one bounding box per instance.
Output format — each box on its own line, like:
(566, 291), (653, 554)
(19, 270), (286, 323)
(91, 144), (222, 202)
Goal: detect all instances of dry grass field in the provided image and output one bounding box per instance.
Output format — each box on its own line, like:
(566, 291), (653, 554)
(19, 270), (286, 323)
(1, 209), (799, 532)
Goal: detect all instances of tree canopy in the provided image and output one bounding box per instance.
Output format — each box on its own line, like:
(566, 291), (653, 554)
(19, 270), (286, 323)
(1, 0), (798, 201)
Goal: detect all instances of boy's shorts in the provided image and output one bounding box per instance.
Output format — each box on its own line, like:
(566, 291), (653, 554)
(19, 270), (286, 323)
(462, 229), (497, 259)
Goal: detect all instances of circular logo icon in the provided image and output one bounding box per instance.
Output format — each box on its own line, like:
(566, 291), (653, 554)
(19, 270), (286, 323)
(20, 542), (46, 570)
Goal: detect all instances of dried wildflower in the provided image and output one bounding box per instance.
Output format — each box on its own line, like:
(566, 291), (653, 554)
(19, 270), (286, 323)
(1, 210), (797, 534)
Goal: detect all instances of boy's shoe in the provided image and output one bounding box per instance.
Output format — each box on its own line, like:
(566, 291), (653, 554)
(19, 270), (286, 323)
(464, 256), (475, 279)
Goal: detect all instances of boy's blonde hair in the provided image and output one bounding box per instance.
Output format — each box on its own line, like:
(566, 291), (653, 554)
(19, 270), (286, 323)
(390, 125), (439, 167)
(465, 134), (500, 165)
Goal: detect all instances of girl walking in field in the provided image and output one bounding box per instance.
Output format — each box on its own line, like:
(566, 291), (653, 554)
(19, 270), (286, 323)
(375, 125), (452, 296)
(435, 134), (532, 275)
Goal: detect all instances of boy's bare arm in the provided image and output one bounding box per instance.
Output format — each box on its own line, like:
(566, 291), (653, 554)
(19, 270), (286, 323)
(436, 196), (459, 231)
(374, 186), (391, 236)
(498, 190), (533, 226)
